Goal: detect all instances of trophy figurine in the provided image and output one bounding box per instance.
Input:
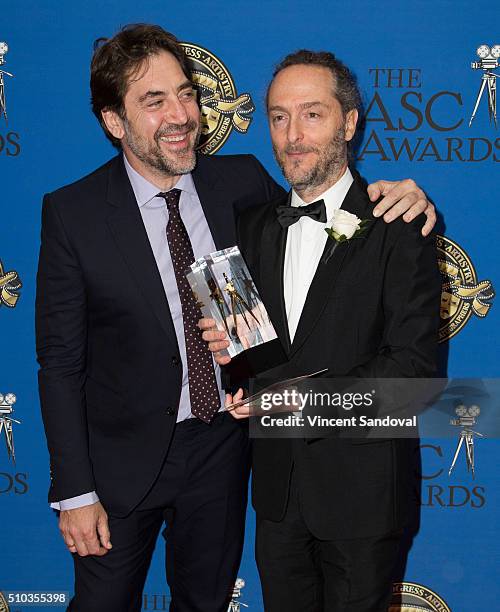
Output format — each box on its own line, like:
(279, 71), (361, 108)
(0, 393), (20, 463)
(239, 268), (259, 308)
(227, 578), (248, 611)
(185, 246), (278, 357)
(207, 277), (231, 336)
(448, 404), (483, 478)
(191, 289), (205, 311)
(223, 272), (260, 337)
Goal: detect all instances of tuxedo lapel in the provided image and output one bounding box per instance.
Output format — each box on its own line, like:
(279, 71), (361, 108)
(289, 172), (372, 357)
(259, 194), (291, 352)
(192, 155), (237, 250)
(105, 156), (178, 346)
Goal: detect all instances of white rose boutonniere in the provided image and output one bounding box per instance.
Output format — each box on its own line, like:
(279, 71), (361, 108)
(325, 210), (372, 243)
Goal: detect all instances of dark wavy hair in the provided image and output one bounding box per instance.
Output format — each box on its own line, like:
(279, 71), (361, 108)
(90, 24), (191, 146)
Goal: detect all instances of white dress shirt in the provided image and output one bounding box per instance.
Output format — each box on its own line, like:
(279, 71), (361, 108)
(284, 167), (353, 342)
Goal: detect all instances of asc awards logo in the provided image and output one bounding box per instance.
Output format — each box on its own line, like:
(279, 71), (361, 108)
(359, 46), (500, 162)
(390, 582), (451, 612)
(181, 43), (255, 154)
(437, 235), (495, 343)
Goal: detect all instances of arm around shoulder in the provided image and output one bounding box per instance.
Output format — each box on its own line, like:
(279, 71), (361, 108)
(349, 213), (441, 379)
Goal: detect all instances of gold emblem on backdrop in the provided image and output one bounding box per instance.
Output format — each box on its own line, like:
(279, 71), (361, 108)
(437, 235), (495, 342)
(0, 591), (9, 612)
(181, 43), (255, 154)
(0, 259), (22, 308)
(389, 582), (451, 612)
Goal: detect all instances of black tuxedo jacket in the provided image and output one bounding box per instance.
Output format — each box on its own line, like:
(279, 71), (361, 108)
(237, 171), (441, 540)
(35, 153), (284, 517)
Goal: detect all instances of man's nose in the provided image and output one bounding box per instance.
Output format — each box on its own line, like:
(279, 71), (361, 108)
(286, 116), (303, 144)
(164, 97), (189, 125)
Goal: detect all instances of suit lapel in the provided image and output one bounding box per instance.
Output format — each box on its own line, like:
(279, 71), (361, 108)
(259, 194), (291, 352)
(192, 155), (237, 250)
(105, 156), (178, 346)
(289, 172), (372, 357)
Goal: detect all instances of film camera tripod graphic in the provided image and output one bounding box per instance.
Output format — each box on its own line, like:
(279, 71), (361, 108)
(228, 578), (248, 611)
(0, 393), (20, 462)
(0, 42), (13, 123)
(449, 404), (483, 479)
(469, 44), (500, 128)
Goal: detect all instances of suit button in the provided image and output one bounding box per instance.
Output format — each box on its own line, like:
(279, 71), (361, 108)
(166, 406), (175, 416)
(171, 356), (180, 366)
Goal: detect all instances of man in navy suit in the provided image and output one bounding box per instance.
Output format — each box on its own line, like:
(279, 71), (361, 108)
(36, 25), (436, 612)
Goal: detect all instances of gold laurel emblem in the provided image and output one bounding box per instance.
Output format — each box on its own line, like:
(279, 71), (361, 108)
(390, 582), (451, 612)
(181, 43), (255, 155)
(437, 235), (495, 343)
(0, 591), (9, 612)
(0, 259), (22, 308)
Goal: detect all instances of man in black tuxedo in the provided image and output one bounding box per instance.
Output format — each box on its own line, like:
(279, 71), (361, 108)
(36, 25), (436, 612)
(202, 51), (441, 611)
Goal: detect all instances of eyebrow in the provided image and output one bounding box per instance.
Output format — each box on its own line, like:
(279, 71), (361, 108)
(299, 101), (327, 110)
(178, 80), (195, 92)
(268, 101), (327, 112)
(137, 81), (194, 104)
(138, 90), (165, 103)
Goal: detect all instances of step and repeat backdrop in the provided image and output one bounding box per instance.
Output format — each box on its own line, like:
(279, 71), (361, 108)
(1, 1), (499, 610)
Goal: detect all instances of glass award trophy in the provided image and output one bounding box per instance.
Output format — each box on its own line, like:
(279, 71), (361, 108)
(186, 246), (277, 357)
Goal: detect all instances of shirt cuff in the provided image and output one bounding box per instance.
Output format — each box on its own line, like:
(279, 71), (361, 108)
(50, 491), (100, 511)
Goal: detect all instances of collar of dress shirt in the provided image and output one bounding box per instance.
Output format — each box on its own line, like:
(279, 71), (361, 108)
(290, 166), (354, 222)
(123, 154), (197, 209)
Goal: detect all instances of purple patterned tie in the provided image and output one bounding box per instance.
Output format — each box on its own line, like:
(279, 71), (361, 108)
(159, 189), (221, 423)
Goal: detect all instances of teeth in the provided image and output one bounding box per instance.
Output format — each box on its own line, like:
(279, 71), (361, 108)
(160, 135), (187, 143)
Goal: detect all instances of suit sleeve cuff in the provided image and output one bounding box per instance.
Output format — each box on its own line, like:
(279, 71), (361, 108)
(50, 491), (99, 510)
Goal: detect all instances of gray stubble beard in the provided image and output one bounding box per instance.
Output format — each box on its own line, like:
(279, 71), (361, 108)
(274, 126), (347, 193)
(123, 118), (200, 177)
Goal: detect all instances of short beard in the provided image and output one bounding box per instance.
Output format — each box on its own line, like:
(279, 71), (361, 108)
(123, 118), (200, 176)
(274, 126), (347, 193)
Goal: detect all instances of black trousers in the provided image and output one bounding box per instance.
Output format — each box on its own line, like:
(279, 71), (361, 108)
(68, 412), (250, 612)
(256, 469), (402, 612)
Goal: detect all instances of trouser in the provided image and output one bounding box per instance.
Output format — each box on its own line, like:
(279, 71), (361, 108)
(69, 412), (251, 612)
(256, 469), (402, 612)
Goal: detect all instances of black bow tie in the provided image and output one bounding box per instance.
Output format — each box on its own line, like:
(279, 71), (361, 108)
(276, 199), (327, 228)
